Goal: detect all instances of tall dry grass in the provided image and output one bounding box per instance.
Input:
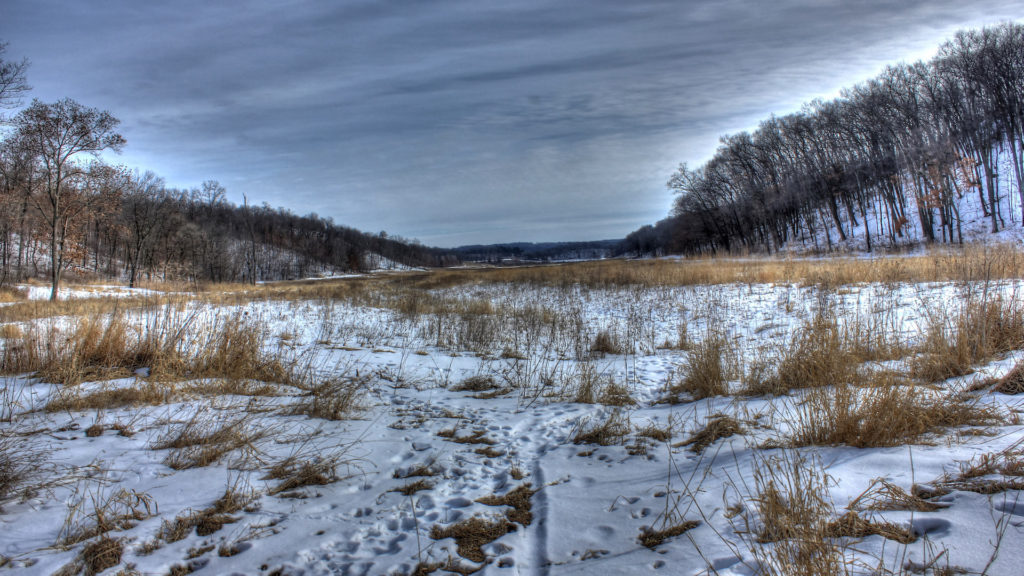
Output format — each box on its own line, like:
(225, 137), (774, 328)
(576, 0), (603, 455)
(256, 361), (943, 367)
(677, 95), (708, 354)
(2, 307), (293, 387)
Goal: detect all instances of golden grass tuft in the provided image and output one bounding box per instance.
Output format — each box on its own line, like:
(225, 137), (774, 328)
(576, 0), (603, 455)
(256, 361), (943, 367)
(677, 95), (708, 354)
(750, 452), (844, 576)
(664, 335), (728, 401)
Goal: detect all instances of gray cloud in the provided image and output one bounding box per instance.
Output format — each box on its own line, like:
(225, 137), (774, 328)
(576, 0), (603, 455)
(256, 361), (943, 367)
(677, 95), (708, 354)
(4, 0), (1023, 245)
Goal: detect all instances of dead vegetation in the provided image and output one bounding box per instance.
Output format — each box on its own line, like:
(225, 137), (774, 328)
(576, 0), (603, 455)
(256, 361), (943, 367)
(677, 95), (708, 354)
(910, 294), (1024, 383)
(476, 483), (536, 526)
(638, 520), (699, 549)
(157, 484), (258, 544)
(429, 515), (513, 563)
(2, 308), (294, 387)
(674, 415), (743, 453)
(570, 410), (631, 446)
(789, 379), (1001, 448)
(265, 454), (342, 495)
(663, 334), (728, 402)
(152, 412), (271, 470)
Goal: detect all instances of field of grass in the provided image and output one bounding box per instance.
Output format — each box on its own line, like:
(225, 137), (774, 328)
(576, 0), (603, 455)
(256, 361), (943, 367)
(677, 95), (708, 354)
(1, 246), (1023, 575)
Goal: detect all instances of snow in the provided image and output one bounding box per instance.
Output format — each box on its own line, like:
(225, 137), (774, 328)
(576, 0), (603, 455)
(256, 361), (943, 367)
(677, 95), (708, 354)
(0, 277), (1022, 575)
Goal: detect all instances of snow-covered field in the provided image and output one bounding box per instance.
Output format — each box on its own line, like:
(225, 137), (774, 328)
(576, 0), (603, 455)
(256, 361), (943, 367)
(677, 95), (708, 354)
(1, 263), (1022, 575)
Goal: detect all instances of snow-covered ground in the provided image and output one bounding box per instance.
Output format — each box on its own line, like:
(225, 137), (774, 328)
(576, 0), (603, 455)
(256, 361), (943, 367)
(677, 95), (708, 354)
(0, 274), (1022, 575)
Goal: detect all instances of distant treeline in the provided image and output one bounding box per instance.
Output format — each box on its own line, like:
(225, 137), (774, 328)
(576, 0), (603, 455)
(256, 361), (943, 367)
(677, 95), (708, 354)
(624, 23), (1024, 256)
(0, 44), (455, 297)
(454, 240), (619, 263)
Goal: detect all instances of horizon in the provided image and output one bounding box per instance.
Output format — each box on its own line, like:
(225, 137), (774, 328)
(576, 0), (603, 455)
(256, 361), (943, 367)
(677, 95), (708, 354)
(4, 1), (1023, 248)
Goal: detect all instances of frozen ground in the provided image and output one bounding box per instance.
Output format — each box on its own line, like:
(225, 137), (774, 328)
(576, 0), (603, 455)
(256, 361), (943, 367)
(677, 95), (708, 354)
(0, 275), (1022, 575)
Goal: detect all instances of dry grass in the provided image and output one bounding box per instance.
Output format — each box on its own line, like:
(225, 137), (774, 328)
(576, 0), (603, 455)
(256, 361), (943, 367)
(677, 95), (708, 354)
(995, 361), (1024, 394)
(664, 335), (728, 402)
(789, 380), (1000, 448)
(158, 484), (258, 543)
(847, 479), (945, 512)
(437, 428), (496, 445)
(0, 434), (39, 508)
(745, 311), (861, 396)
(674, 415), (743, 453)
(45, 381), (173, 412)
(824, 510), (916, 544)
(287, 376), (364, 421)
(638, 520), (699, 549)
(2, 308), (294, 387)
(590, 329), (623, 355)
(570, 410), (631, 446)
(929, 442), (1024, 495)
(82, 536), (123, 575)
(152, 413), (271, 470)
(750, 452), (845, 576)
(361, 244), (1024, 290)
(910, 295), (1024, 383)
(265, 455), (341, 495)
(390, 479), (433, 496)
(59, 488), (155, 547)
(430, 516), (513, 563)
(476, 483), (536, 526)
(451, 375), (499, 392)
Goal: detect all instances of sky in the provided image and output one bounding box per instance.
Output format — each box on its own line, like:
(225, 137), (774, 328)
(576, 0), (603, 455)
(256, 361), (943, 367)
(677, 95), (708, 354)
(3, 1), (1023, 247)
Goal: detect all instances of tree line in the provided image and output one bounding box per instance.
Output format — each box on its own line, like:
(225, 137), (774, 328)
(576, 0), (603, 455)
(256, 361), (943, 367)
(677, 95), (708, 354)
(623, 23), (1024, 256)
(0, 43), (455, 299)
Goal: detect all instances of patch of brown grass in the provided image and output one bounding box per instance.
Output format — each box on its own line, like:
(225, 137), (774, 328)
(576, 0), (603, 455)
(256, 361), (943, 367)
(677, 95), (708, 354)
(824, 511), (916, 544)
(590, 329), (622, 355)
(674, 415), (743, 453)
(287, 376), (363, 421)
(390, 479), (434, 496)
(476, 484), (536, 526)
(82, 536), (123, 575)
(429, 516), (513, 563)
(638, 520), (699, 549)
(451, 375), (498, 392)
(847, 479), (944, 512)
(750, 452), (844, 576)
(60, 488), (155, 547)
(158, 484), (257, 543)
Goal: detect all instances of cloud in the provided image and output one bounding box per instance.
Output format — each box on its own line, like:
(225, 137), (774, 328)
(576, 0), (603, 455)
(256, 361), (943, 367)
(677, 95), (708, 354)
(4, 0), (1023, 245)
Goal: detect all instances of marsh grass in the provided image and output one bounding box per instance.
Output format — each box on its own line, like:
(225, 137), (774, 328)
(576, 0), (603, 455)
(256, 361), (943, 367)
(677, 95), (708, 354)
(789, 378), (1000, 448)
(663, 334), (728, 402)
(2, 307), (294, 387)
(910, 294), (1024, 383)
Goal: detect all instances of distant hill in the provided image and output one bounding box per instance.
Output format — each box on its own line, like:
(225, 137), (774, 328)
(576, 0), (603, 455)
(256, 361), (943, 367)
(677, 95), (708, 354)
(452, 240), (621, 263)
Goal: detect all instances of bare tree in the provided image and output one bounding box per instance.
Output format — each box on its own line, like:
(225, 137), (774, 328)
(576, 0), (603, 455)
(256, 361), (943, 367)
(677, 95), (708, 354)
(13, 99), (125, 300)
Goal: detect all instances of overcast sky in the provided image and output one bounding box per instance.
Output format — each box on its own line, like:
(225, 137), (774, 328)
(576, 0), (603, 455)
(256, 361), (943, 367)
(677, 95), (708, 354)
(3, 1), (1023, 246)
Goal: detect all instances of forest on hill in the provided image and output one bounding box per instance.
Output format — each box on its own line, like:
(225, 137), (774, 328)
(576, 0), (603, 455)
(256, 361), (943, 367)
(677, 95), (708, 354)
(624, 23), (1024, 256)
(0, 45), (455, 297)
